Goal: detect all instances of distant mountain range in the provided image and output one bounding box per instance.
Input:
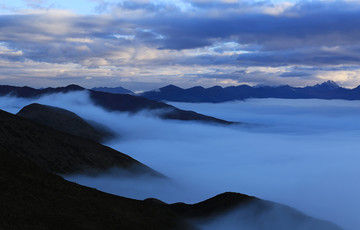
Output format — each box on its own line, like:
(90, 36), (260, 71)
(76, 80), (360, 103)
(139, 81), (360, 102)
(6, 81), (356, 105)
(0, 84), (233, 125)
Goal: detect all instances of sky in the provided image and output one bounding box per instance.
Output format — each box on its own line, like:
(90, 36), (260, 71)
(1, 0), (360, 91)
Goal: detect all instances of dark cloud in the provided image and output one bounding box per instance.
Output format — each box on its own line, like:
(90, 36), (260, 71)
(236, 46), (360, 67)
(2, 1), (360, 64)
(130, 1), (360, 50)
(0, 12), (135, 64)
(117, 0), (360, 67)
(280, 71), (313, 78)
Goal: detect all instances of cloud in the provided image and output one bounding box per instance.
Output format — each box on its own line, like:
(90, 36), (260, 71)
(1, 92), (359, 229)
(24, 0), (45, 9)
(279, 71), (312, 78)
(130, 1), (360, 49)
(1, 1), (360, 88)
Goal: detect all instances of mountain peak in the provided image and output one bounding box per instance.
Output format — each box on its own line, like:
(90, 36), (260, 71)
(42, 84), (85, 92)
(159, 84), (183, 91)
(313, 80), (340, 89)
(64, 84), (85, 90)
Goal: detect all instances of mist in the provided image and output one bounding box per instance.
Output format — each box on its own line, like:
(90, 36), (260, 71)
(193, 200), (342, 230)
(0, 92), (359, 230)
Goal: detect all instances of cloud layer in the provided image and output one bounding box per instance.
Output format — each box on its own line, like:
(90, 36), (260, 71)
(0, 92), (359, 230)
(1, 0), (360, 89)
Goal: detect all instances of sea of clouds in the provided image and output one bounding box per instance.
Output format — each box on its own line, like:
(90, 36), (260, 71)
(1, 92), (359, 230)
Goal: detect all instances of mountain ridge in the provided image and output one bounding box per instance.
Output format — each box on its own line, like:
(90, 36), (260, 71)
(92, 86), (134, 95)
(140, 81), (360, 102)
(0, 84), (234, 125)
(17, 103), (115, 143)
(0, 143), (343, 230)
(0, 109), (162, 176)
(0, 144), (193, 230)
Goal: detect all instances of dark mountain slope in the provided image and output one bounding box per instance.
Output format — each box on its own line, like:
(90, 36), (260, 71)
(0, 146), (194, 230)
(0, 84), (233, 124)
(0, 109), (160, 176)
(89, 90), (233, 124)
(88, 89), (170, 112)
(0, 143), (343, 230)
(170, 192), (343, 230)
(0, 84), (84, 97)
(140, 80), (360, 103)
(17, 103), (114, 143)
(0, 150), (343, 230)
(170, 192), (255, 219)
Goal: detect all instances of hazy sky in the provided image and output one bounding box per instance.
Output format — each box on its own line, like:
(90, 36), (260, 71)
(1, 0), (360, 90)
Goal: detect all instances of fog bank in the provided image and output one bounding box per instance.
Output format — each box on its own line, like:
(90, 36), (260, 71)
(1, 94), (359, 230)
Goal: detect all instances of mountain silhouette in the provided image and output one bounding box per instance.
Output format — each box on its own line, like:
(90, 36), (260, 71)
(0, 84), (234, 124)
(0, 109), (161, 176)
(140, 81), (360, 102)
(92, 86), (134, 95)
(17, 103), (115, 143)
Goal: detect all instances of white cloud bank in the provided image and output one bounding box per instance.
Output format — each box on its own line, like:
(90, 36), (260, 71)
(0, 93), (359, 230)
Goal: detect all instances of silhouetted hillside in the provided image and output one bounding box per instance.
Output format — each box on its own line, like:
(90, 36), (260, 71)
(170, 192), (344, 230)
(0, 146), (194, 230)
(0, 148), (343, 230)
(17, 103), (114, 143)
(0, 109), (161, 176)
(17, 103), (115, 142)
